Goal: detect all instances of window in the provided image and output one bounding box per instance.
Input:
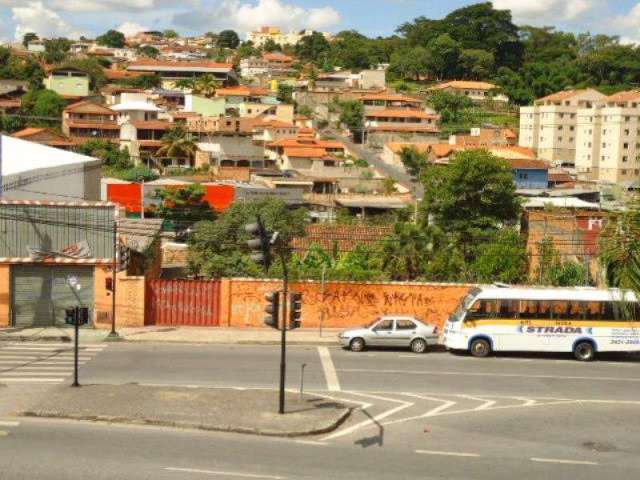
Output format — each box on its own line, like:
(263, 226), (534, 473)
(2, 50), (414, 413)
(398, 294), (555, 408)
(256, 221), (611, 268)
(519, 300), (550, 320)
(626, 129), (631, 136)
(570, 126), (575, 131)
(396, 320), (417, 330)
(467, 300), (497, 320)
(558, 125), (563, 131)
(497, 300), (519, 319)
(624, 143), (630, 149)
(374, 320), (394, 331)
(623, 169), (628, 175)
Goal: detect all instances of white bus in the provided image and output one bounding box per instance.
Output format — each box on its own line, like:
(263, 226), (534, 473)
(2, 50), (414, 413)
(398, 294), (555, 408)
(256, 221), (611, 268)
(443, 286), (640, 361)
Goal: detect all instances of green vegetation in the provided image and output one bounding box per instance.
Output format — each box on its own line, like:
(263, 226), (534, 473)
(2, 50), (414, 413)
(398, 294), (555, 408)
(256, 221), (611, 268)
(536, 237), (588, 287)
(600, 199), (640, 293)
(0, 46), (45, 88)
(149, 184), (215, 229)
(43, 38), (72, 64)
(76, 139), (158, 182)
(217, 30), (240, 49)
(136, 45), (160, 59)
(157, 126), (197, 166)
(20, 89), (65, 125)
(96, 29), (126, 48)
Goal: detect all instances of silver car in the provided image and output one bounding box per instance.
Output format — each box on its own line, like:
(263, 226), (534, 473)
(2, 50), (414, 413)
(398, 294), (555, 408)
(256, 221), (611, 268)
(338, 316), (439, 354)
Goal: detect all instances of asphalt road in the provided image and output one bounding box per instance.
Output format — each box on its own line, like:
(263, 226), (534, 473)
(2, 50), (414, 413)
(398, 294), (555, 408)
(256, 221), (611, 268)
(2, 342), (640, 479)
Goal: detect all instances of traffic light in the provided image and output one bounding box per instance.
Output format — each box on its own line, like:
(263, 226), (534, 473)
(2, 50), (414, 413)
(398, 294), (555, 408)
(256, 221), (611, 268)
(289, 292), (303, 330)
(245, 216), (273, 272)
(65, 307), (76, 325)
(264, 291), (280, 329)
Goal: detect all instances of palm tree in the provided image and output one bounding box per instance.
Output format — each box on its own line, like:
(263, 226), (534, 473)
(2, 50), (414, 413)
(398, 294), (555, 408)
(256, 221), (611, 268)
(157, 126), (197, 167)
(174, 78), (196, 91)
(192, 74), (221, 98)
(600, 198), (640, 292)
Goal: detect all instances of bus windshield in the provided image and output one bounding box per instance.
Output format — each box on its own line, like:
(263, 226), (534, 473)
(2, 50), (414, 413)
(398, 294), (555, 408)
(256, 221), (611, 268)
(450, 289), (481, 322)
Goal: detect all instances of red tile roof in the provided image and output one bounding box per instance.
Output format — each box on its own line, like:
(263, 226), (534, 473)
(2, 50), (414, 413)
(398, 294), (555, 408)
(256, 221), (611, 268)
(291, 224), (393, 253)
(365, 109), (438, 119)
(429, 80), (497, 91)
(131, 120), (173, 130)
(128, 59), (233, 70)
(215, 86), (272, 97)
(64, 100), (115, 115)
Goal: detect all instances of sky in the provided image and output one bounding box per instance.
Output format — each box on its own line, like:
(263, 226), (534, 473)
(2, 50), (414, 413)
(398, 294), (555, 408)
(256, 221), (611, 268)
(1, 0), (640, 44)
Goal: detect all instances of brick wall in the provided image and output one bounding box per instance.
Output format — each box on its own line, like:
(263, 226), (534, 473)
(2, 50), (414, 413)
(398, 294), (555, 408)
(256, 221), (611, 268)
(221, 278), (471, 329)
(94, 267), (146, 328)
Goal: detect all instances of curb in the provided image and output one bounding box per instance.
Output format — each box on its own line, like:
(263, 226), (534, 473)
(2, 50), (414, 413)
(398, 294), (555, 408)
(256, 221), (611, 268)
(0, 336), (72, 343)
(20, 408), (352, 437)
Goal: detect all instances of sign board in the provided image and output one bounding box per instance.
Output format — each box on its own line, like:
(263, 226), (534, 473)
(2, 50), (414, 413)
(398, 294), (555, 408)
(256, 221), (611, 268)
(235, 186), (304, 205)
(27, 240), (92, 260)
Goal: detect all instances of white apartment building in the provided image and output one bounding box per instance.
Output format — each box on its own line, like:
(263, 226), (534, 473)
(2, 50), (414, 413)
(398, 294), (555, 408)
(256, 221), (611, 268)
(575, 91), (640, 184)
(519, 89), (605, 164)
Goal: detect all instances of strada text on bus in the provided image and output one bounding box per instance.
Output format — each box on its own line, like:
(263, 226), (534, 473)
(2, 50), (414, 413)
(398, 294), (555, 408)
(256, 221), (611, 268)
(443, 286), (640, 361)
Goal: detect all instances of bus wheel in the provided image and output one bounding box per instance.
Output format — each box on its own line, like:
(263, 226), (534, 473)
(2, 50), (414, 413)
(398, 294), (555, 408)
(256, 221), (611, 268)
(574, 341), (596, 362)
(470, 339), (491, 358)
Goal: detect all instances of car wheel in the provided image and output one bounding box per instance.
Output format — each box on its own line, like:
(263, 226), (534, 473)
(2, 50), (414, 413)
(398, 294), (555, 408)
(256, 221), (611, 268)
(574, 341), (596, 362)
(410, 338), (428, 354)
(470, 338), (491, 358)
(349, 337), (365, 352)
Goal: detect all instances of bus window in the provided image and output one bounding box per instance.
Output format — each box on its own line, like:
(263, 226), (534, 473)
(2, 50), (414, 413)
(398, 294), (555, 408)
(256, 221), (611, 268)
(536, 301), (552, 320)
(551, 301), (569, 320)
(519, 300), (537, 319)
(566, 302), (587, 320)
(467, 300), (496, 320)
(585, 302), (602, 320)
(497, 300), (519, 319)
(603, 302), (623, 321)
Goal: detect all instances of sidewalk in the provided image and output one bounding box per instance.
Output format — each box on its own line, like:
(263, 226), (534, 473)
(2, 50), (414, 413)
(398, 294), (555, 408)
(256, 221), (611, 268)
(0, 326), (343, 345)
(21, 384), (351, 437)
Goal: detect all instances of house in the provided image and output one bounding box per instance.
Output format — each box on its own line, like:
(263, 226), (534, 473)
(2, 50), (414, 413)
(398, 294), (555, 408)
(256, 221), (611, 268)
(44, 67), (90, 98)
(449, 127), (517, 147)
(266, 137), (348, 171)
(0, 200), (160, 329)
(314, 70), (386, 92)
(508, 158), (549, 189)
(381, 142), (434, 168)
(62, 101), (119, 143)
(12, 128), (75, 150)
(183, 94), (226, 117)
(364, 109), (440, 148)
(246, 26), (330, 48)
(214, 86), (285, 118)
(102, 86), (147, 106)
(428, 80), (509, 103)
(0, 80), (27, 113)
(240, 52), (295, 78)
(0, 134), (101, 201)
(359, 92), (424, 111)
(120, 119), (173, 164)
(575, 90), (640, 185)
(519, 88), (605, 164)
(112, 99), (163, 123)
(126, 59), (238, 89)
(252, 119), (300, 145)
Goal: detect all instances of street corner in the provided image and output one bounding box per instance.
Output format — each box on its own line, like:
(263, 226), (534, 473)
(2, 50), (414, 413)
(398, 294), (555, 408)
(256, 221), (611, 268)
(19, 384), (351, 437)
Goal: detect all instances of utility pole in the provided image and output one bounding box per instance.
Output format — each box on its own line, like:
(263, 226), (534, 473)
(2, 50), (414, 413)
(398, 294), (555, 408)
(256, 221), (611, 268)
(108, 220), (119, 339)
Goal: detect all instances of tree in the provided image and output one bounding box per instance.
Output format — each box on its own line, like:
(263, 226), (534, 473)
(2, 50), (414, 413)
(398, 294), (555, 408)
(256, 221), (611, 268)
(96, 30), (126, 48)
(295, 32), (331, 64)
(75, 139), (132, 168)
(459, 49), (495, 79)
(428, 34), (461, 80)
(338, 100), (364, 140)
(262, 38), (281, 52)
(536, 237), (587, 286)
(426, 90), (473, 124)
(136, 45), (160, 59)
(43, 38), (72, 64)
(422, 149), (521, 241)
(20, 89), (65, 124)
(192, 74), (221, 98)
(382, 223), (431, 281)
(157, 126), (197, 165)
(470, 229), (527, 284)
(115, 74), (161, 89)
(22, 33), (38, 48)
(217, 30), (240, 49)
(332, 244), (386, 281)
(399, 146), (429, 180)
(163, 29), (179, 39)
(600, 199), (640, 293)
(174, 78), (196, 91)
(150, 184), (215, 229)
(389, 47), (430, 81)
(277, 84), (294, 104)
(187, 198), (307, 278)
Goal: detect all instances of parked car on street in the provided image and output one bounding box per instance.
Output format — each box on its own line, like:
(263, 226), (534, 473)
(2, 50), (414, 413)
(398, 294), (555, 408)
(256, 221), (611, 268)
(338, 316), (439, 353)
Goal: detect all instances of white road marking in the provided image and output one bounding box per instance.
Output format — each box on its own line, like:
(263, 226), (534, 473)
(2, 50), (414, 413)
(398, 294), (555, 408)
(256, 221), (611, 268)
(0, 420), (19, 427)
(0, 367), (76, 371)
(416, 450), (481, 458)
(0, 378), (64, 382)
(0, 355), (93, 360)
(0, 361), (87, 365)
(337, 368), (640, 382)
(164, 467), (286, 479)
(4, 343), (104, 347)
(0, 430), (8, 437)
(459, 395), (497, 410)
(321, 391), (413, 441)
(318, 347), (341, 392)
(530, 458), (599, 466)
(294, 440), (328, 446)
(382, 394), (456, 426)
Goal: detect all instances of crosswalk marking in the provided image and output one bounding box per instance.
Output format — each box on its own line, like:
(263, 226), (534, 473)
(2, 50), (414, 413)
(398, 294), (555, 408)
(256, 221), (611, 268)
(0, 342), (106, 383)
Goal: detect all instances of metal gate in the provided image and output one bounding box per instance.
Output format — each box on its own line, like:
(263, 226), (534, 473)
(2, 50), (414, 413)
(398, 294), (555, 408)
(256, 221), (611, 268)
(146, 279), (221, 326)
(12, 266), (94, 327)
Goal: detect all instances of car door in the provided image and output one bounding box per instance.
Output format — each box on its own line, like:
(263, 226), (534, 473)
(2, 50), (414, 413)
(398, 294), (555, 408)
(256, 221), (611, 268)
(367, 319), (395, 347)
(393, 319), (418, 347)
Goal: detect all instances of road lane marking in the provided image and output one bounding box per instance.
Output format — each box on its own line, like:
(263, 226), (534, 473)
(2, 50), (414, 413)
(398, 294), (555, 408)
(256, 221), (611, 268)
(530, 458), (599, 466)
(164, 467), (286, 479)
(321, 391), (413, 441)
(318, 347), (341, 392)
(294, 440), (328, 446)
(416, 450), (481, 458)
(0, 420), (19, 427)
(0, 431), (7, 437)
(383, 394), (456, 426)
(0, 378), (64, 382)
(337, 368), (640, 382)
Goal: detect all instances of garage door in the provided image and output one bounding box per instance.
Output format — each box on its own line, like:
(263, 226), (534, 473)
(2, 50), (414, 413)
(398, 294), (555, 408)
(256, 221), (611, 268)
(12, 266), (94, 328)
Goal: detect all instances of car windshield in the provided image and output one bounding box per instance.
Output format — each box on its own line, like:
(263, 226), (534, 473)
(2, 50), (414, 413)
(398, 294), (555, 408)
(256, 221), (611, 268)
(450, 289), (481, 322)
(364, 318), (381, 328)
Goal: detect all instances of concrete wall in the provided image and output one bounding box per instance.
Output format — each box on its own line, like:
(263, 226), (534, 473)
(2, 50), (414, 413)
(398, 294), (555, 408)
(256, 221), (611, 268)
(94, 267), (147, 329)
(220, 279), (471, 329)
(0, 265), (9, 327)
